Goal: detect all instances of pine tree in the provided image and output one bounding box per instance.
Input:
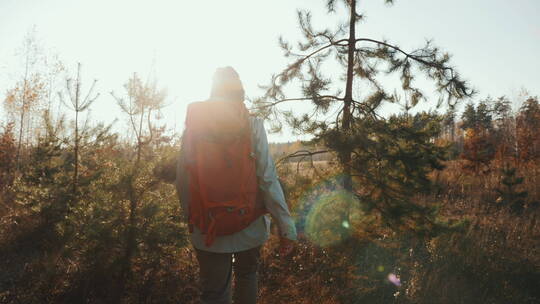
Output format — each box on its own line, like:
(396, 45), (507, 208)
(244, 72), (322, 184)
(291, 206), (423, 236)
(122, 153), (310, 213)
(255, 0), (472, 235)
(16, 112), (72, 225)
(492, 96), (512, 128)
(460, 99), (493, 132)
(110, 73), (167, 301)
(460, 102), (477, 130)
(442, 106), (456, 141)
(440, 106), (460, 159)
(496, 165), (528, 214)
(460, 101), (495, 174)
(0, 122), (17, 191)
(476, 100), (493, 132)
(350, 111), (450, 235)
(491, 96), (514, 164)
(461, 128), (495, 174)
(516, 96), (540, 163)
(516, 96), (540, 197)
(58, 63), (100, 197)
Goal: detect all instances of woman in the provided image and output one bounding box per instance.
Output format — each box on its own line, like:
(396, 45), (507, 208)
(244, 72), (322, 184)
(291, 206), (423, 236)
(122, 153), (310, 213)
(176, 66), (297, 304)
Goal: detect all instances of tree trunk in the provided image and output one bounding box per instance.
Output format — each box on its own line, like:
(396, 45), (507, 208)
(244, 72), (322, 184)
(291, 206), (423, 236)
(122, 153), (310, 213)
(73, 63), (81, 197)
(74, 108), (79, 194)
(117, 119), (144, 302)
(15, 54), (30, 172)
(116, 182), (138, 303)
(340, 0), (357, 193)
(15, 107), (26, 171)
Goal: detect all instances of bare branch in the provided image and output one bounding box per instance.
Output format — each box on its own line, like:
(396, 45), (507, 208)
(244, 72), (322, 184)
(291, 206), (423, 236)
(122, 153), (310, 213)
(276, 149), (330, 167)
(292, 39), (348, 60)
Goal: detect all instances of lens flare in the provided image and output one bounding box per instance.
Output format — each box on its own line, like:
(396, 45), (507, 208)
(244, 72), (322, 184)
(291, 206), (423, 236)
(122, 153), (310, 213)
(294, 174), (357, 247)
(388, 273), (401, 287)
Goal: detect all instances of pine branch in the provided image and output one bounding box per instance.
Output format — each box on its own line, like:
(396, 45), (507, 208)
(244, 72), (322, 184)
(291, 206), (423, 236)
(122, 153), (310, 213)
(252, 95), (343, 110)
(356, 38), (453, 73)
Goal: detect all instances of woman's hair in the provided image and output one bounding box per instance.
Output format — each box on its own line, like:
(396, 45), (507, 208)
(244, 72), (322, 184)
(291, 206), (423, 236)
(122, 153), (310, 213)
(210, 66), (245, 102)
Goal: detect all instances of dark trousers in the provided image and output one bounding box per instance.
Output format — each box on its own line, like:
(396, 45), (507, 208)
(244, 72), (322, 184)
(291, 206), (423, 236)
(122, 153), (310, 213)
(195, 246), (261, 304)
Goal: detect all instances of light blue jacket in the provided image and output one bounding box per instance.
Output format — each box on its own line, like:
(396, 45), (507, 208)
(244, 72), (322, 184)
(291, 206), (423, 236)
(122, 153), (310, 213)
(176, 116), (297, 253)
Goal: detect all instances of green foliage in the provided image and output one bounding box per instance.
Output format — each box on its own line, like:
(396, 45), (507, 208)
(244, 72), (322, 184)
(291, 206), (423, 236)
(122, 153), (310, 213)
(476, 101), (493, 130)
(519, 96), (540, 125)
(460, 100), (497, 174)
(517, 96), (540, 163)
(460, 102), (477, 130)
(0, 99), (189, 303)
(0, 122), (17, 190)
(492, 96), (512, 124)
(461, 127), (496, 174)
(341, 112), (451, 236)
(460, 99), (493, 131)
(15, 119), (73, 225)
(495, 165), (528, 214)
(441, 107), (456, 134)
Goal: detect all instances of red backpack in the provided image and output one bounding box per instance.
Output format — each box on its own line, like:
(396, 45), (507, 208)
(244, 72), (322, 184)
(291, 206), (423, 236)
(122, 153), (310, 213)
(182, 100), (266, 246)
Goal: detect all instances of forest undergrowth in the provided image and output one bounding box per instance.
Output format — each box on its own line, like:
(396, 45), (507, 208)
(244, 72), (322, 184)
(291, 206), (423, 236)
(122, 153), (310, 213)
(1, 140), (538, 303)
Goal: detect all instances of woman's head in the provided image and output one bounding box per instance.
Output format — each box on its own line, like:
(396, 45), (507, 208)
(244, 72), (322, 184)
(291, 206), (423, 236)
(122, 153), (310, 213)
(210, 66), (245, 102)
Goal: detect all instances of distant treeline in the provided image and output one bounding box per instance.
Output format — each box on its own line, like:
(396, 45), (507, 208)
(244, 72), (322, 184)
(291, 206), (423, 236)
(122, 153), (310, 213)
(270, 94), (540, 177)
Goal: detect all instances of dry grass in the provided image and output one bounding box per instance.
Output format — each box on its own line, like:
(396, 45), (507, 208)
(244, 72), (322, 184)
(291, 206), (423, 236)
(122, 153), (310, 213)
(258, 159), (540, 303)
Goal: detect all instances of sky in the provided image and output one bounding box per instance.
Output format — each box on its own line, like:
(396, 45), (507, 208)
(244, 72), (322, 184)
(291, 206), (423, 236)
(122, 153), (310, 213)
(1, 0), (539, 142)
